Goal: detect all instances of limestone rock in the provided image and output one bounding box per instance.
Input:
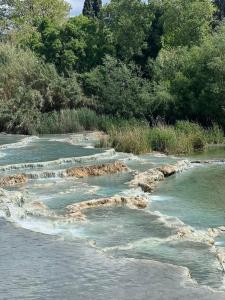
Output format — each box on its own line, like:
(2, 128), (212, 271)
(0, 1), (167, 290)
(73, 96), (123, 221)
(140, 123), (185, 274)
(207, 228), (220, 238)
(65, 161), (128, 178)
(130, 160), (190, 193)
(158, 165), (177, 177)
(0, 174), (28, 187)
(176, 227), (194, 238)
(65, 196), (148, 220)
(130, 168), (164, 192)
(64, 210), (86, 221)
(218, 226), (225, 232)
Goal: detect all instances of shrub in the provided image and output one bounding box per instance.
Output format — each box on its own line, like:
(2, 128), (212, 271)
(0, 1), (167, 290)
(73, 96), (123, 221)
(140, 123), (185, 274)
(0, 43), (83, 133)
(149, 126), (177, 153)
(206, 123), (224, 144)
(175, 121), (204, 136)
(175, 121), (207, 151)
(36, 108), (224, 155)
(107, 126), (151, 154)
(83, 56), (153, 118)
(37, 108), (101, 134)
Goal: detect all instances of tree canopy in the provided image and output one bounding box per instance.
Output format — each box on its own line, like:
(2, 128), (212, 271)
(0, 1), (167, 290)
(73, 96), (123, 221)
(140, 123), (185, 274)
(83, 0), (102, 18)
(0, 0), (70, 42)
(1, 0), (225, 130)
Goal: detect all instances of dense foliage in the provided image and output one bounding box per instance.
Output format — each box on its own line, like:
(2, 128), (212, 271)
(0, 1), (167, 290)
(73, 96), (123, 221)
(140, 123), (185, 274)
(0, 43), (83, 133)
(83, 0), (102, 18)
(153, 25), (225, 127)
(1, 0), (225, 138)
(83, 56), (153, 118)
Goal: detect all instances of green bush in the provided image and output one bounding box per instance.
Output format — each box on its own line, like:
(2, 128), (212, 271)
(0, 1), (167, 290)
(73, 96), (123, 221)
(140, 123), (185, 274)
(175, 121), (204, 136)
(175, 120), (207, 152)
(83, 56), (153, 118)
(106, 126), (151, 154)
(206, 123), (224, 144)
(0, 43), (83, 134)
(149, 126), (177, 153)
(37, 108), (101, 134)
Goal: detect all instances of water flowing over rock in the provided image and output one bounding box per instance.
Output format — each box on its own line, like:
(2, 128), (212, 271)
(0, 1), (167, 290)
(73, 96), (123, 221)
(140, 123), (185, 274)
(0, 148), (116, 172)
(216, 247), (225, 272)
(207, 226), (225, 238)
(158, 160), (190, 177)
(65, 161), (128, 178)
(65, 196), (148, 220)
(0, 188), (27, 218)
(66, 131), (107, 146)
(191, 159), (225, 164)
(0, 188), (52, 219)
(64, 210), (87, 221)
(130, 160), (190, 192)
(0, 136), (38, 150)
(0, 174), (28, 187)
(0, 188), (25, 207)
(176, 227), (215, 245)
(25, 200), (52, 218)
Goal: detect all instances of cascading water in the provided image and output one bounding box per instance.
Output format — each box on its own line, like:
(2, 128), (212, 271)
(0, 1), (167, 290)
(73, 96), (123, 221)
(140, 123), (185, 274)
(1, 134), (225, 299)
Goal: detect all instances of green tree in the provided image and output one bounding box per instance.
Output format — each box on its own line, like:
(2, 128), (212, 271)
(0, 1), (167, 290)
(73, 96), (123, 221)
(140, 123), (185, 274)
(83, 55), (153, 118)
(153, 24), (225, 127)
(0, 43), (83, 133)
(159, 0), (214, 48)
(83, 0), (102, 18)
(214, 0), (225, 20)
(28, 15), (114, 73)
(102, 0), (153, 61)
(0, 0), (70, 43)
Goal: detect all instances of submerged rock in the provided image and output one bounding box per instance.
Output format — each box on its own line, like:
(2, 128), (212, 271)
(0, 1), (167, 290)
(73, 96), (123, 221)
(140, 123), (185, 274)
(216, 247), (225, 272)
(64, 210), (87, 221)
(25, 200), (53, 218)
(0, 188), (26, 207)
(65, 196), (148, 220)
(0, 188), (27, 218)
(0, 188), (54, 220)
(0, 174), (28, 187)
(175, 227), (215, 246)
(130, 160), (190, 193)
(207, 226), (225, 239)
(207, 228), (220, 238)
(65, 161), (128, 178)
(176, 227), (194, 238)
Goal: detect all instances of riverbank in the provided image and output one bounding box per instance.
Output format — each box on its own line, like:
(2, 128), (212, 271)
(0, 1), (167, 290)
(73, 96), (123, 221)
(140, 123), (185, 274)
(14, 108), (224, 155)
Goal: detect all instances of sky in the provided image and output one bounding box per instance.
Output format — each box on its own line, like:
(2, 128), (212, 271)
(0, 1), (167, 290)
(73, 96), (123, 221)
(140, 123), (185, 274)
(68, 0), (108, 16)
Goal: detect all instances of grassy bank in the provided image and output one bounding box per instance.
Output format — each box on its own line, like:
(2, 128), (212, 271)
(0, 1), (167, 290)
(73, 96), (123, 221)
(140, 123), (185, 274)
(37, 108), (143, 134)
(103, 122), (224, 155)
(36, 109), (224, 155)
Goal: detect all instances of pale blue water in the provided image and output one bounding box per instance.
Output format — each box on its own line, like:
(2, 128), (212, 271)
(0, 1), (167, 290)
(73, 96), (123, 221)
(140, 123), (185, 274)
(0, 139), (104, 166)
(151, 165), (225, 229)
(1, 134), (225, 299)
(0, 134), (24, 145)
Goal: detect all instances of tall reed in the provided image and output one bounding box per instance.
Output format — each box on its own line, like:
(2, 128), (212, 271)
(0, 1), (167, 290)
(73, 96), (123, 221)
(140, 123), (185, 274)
(37, 109), (224, 155)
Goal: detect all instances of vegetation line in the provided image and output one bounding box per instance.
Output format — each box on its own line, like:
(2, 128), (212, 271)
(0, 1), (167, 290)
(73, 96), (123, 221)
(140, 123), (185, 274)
(1, 0), (225, 154)
(38, 108), (224, 155)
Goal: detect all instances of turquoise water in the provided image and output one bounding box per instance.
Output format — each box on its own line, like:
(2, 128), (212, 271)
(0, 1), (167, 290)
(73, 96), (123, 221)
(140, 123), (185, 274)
(1, 134), (225, 299)
(0, 139), (104, 166)
(0, 134), (24, 145)
(151, 165), (225, 229)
